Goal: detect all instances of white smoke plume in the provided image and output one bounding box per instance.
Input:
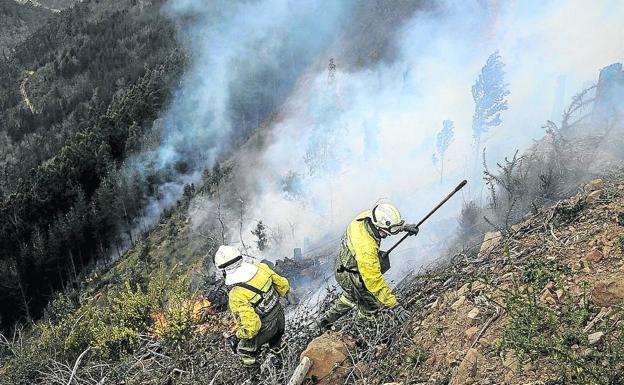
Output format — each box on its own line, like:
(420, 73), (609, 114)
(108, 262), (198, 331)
(227, 0), (624, 269)
(145, 0), (623, 274)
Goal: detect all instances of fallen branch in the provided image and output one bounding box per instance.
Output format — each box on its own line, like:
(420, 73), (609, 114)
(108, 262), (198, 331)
(471, 306), (501, 349)
(287, 356), (313, 385)
(67, 346), (91, 385)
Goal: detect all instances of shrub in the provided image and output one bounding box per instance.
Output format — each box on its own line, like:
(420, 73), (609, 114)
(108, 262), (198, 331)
(501, 259), (624, 384)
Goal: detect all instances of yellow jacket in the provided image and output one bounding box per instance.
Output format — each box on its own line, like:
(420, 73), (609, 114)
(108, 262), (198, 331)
(343, 211), (397, 307)
(228, 262), (290, 339)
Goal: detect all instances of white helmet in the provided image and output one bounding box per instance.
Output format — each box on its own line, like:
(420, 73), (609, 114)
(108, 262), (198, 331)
(371, 203), (404, 235)
(213, 245), (259, 285)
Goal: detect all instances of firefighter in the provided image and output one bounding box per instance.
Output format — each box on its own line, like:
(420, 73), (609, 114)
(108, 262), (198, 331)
(319, 203), (419, 329)
(215, 245), (290, 366)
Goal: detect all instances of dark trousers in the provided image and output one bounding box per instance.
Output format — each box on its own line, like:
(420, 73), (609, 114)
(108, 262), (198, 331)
(237, 304), (285, 364)
(322, 270), (382, 325)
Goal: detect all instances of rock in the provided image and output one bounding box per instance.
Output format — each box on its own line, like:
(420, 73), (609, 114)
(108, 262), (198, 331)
(424, 354), (437, 366)
(539, 289), (557, 306)
(445, 350), (463, 367)
(584, 248), (603, 263)
(466, 307), (480, 320)
(457, 283), (471, 296)
(479, 231), (501, 256)
(585, 179), (605, 192)
(451, 296), (466, 310)
(478, 337), (491, 347)
(502, 352), (520, 382)
(464, 326), (480, 341)
(588, 331), (604, 345)
(301, 333), (354, 385)
(382, 383), (403, 385)
(592, 274), (624, 306)
(450, 348), (483, 385)
(428, 298), (440, 310)
(500, 272), (514, 282)
(471, 281), (486, 292)
(587, 190), (602, 203)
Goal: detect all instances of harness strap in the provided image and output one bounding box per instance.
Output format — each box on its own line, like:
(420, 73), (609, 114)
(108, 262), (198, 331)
(233, 282), (265, 308)
(337, 264), (366, 286)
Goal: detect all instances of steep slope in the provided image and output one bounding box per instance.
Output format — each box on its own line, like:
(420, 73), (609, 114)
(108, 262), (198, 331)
(357, 173), (624, 384)
(0, 0), (186, 329)
(0, 0), (53, 53)
(1, 66), (623, 385)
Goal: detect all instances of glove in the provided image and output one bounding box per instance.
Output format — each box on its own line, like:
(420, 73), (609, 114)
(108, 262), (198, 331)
(285, 290), (299, 306)
(227, 334), (239, 353)
(379, 250), (391, 274)
(401, 223), (419, 236)
(393, 304), (410, 323)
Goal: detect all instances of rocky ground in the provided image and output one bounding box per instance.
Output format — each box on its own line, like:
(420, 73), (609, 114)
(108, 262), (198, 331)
(301, 172), (624, 385)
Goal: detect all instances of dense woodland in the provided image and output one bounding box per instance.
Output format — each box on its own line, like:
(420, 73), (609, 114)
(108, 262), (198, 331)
(0, 0), (187, 329)
(0, 0), (54, 53)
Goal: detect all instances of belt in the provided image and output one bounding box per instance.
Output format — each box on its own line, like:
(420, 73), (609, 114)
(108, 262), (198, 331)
(337, 265), (365, 286)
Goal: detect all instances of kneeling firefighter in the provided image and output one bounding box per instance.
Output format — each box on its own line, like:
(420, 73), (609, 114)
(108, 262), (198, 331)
(214, 245), (290, 366)
(319, 203), (419, 329)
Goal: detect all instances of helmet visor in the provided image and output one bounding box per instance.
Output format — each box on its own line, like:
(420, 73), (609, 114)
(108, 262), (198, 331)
(379, 220), (405, 236)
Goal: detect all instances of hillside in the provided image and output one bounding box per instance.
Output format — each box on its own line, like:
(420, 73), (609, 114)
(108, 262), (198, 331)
(1, 2), (624, 385)
(370, 173), (624, 384)
(0, 0), (53, 53)
(0, 0), (187, 329)
(1, 60), (623, 384)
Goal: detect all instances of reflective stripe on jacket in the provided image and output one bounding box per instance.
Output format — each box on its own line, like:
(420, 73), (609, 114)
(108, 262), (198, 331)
(338, 210), (397, 308)
(228, 262), (290, 339)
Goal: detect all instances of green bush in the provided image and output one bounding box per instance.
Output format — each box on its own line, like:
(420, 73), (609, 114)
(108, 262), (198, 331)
(501, 259), (624, 384)
(1, 266), (201, 383)
(405, 346), (427, 368)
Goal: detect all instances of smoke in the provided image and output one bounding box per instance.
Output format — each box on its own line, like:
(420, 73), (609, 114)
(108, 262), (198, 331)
(132, 0), (624, 278)
(217, 0), (624, 270)
(116, 0), (354, 245)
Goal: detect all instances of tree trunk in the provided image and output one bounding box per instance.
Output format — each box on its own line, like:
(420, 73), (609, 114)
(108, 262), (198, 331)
(473, 134), (482, 176)
(68, 249), (78, 282)
(14, 260), (31, 321)
(440, 154), (445, 183)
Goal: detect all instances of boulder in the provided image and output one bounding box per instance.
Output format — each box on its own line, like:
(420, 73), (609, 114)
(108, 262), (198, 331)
(479, 231), (501, 256)
(450, 348), (483, 385)
(300, 333), (354, 385)
(592, 274), (624, 306)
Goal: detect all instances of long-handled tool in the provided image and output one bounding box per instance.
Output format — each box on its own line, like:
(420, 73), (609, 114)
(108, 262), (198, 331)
(386, 179), (467, 254)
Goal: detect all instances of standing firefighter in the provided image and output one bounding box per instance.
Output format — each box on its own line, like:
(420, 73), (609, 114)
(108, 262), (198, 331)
(214, 245), (290, 366)
(319, 203), (419, 329)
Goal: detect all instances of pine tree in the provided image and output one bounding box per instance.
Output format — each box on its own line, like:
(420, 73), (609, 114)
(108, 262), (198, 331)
(251, 221), (269, 251)
(435, 119), (455, 182)
(472, 51), (510, 170)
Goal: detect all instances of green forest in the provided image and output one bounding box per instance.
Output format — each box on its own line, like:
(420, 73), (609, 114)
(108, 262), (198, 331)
(0, 0), (186, 329)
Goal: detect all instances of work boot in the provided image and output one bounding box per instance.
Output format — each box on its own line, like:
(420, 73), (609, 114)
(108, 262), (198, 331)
(266, 352), (283, 369)
(318, 317), (333, 332)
